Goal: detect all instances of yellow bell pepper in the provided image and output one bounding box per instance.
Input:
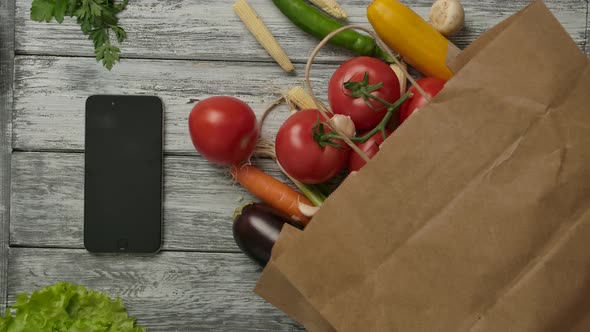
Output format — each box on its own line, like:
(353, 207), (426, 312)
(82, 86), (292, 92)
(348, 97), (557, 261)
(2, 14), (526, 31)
(367, 0), (459, 80)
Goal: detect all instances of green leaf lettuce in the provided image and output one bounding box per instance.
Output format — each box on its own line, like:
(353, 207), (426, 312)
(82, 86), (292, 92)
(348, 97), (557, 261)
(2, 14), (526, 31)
(0, 282), (145, 332)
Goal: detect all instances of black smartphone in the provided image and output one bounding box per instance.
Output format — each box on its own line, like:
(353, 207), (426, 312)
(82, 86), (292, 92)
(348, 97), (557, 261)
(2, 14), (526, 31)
(84, 95), (163, 253)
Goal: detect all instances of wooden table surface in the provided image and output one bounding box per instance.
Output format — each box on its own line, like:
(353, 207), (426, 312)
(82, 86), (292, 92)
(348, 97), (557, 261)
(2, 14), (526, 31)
(0, 0), (588, 330)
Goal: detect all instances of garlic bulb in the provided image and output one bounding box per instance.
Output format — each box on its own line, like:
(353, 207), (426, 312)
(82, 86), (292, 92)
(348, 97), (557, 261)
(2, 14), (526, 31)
(329, 114), (356, 138)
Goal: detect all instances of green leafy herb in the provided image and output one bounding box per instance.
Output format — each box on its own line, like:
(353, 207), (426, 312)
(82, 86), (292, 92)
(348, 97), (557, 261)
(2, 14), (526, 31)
(0, 282), (145, 332)
(30, 0), (129, 70)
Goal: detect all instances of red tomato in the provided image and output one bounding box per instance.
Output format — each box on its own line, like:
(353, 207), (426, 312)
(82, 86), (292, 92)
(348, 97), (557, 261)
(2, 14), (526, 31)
(188, 96), (259, 165)
(275, 109), (350, 184)
(348, 130), (392, 173)
(328, 56), (401, 131)
(399, 77), (446, 124)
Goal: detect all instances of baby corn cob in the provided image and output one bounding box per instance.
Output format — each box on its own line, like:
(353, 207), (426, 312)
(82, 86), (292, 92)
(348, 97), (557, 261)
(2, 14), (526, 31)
(286, 86), (317, 110)
(233, 0), (294, 72)
(309, 0), (348, 19)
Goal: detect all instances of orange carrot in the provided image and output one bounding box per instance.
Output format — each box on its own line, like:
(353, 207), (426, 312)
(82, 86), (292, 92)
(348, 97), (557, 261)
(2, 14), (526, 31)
(231, 164), (312, 226)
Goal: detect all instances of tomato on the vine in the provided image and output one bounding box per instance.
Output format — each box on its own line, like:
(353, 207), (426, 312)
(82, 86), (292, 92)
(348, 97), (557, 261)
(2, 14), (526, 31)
(188, 96), (259, 165)
(348, 130), (392, 173)
(399, 77), (446, 124)
(275, 109), (350, 184)
(328, 56), (401, 131)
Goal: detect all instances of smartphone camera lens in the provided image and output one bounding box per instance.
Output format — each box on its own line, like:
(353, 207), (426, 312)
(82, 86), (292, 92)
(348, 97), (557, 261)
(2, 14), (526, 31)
(117, 238), (128, 250)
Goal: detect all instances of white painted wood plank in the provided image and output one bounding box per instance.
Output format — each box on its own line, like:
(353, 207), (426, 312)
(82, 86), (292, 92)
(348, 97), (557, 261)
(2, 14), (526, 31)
(0, 0), (14, 313)
(11, 151), (291, 251)
(586, 2), (589, 56)
(7, 247), (304, 331)
(13, 55), (331, 152)
(14, 0), (588, 63)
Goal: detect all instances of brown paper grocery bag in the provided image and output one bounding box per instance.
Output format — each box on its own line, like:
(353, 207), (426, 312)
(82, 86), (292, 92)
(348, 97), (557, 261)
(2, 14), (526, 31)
(256, 1), (590, 330)
(256, 225), (336, 332)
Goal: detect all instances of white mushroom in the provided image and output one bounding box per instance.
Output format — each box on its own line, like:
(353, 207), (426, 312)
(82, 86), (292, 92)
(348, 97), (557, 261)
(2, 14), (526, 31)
(429, 0), (465, 37)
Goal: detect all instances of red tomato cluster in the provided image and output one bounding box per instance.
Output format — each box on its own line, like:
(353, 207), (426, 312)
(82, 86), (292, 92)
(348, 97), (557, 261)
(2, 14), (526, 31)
(276, 57), (446, 184)
(187, 57), (447, 186)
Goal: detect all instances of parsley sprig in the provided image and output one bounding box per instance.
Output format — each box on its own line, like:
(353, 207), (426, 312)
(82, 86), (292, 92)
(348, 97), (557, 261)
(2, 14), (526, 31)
(31, 0), (129, 70)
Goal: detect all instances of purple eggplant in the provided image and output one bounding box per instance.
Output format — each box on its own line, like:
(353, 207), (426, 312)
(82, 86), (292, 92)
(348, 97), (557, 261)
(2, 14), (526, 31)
(233, 202), (299, 267)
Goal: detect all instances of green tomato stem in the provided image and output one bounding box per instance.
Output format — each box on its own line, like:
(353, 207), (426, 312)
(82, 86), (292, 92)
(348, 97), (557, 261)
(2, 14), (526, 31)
(321, 91), (412, 144)
(367, 93), (398, 109)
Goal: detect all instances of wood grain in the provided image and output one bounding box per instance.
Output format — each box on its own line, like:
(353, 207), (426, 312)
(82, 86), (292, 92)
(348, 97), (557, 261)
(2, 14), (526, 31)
(586, 2), (589, 56)
(13, 55), (330, 153)
(0, 0), (14, 313)
(14, 0), (588, 63)
(10, 151), (291, 251)
(7, 247), (304, 331)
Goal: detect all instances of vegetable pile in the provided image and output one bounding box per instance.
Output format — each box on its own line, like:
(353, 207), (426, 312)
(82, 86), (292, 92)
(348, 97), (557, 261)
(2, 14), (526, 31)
(0, 282), (145, 332)
(189, 0), (461, 267)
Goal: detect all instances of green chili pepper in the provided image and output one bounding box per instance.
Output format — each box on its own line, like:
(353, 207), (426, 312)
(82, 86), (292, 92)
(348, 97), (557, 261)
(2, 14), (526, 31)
(272, 0), (393, 63)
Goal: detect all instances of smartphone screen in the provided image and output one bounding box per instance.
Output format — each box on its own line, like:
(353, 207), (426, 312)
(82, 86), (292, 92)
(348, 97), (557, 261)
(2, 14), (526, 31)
(84, 95), (163, 253)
